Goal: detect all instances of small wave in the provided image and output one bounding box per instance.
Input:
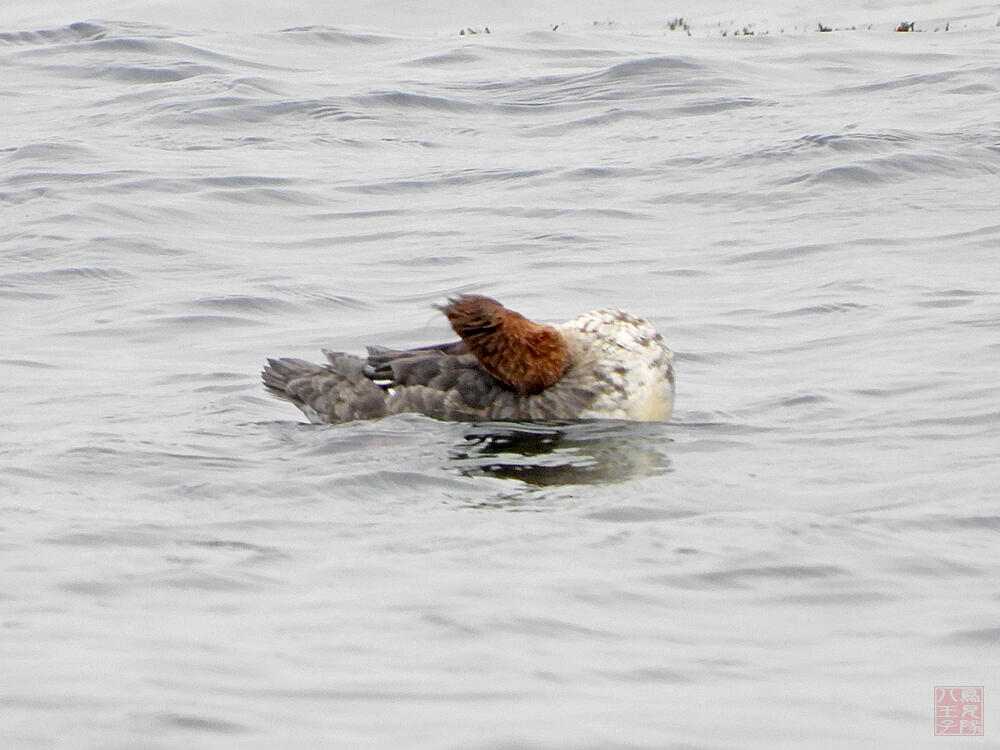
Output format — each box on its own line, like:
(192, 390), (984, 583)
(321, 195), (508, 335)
(46, 62), (222, 84)
(531, 97), (765, 135)
(352, 90), (480, 113)
(941, 628), (1000, 645)
(202, 186), (326, 206)
(0, 287), (59, 301)
(148, 97), (372, 128)
(799, 131), (912, 153)
(0, 21), (106, 46)
(187, 295), (298, 315)
(784, 163), (887, 186)
(913, 295), (979, 309)
(768, 302), (868, 317)
(278, 26), (394, 45)
(0, 358), (58, 369)
(153, 712), (250, 735)
(655, 564), (849, 591)
(677, 96), (768, 116)
(404, 50), (482, 67)
(2, 141), (97, 163)
(781, 149), (995, 188)
(0, 266), (133, 287)
(6, 22), (284, 77)
(492, 614), (614, 639)
(451, 204), (648, 220)
(149, 572), (266, 593)
(907, 410), (1000, 430)
(46, 527), (168, 547)
(725, 241), (841, 265)
(160, 314), (265, 328)
(256, 285), (372, 312)
(836, 69), (970, 96)
(458, 54), (713, 110)
(343, 168), (549, 195)
(585, 506), (697, 522)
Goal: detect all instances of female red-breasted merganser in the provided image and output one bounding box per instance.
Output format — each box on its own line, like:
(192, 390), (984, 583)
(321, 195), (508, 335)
(262, 295), (674, 423)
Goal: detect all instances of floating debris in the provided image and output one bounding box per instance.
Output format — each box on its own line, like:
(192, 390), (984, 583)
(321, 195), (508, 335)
(666, 17), (690, 33)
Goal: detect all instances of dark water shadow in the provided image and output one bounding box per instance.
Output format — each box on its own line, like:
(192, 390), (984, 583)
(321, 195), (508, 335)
(446, 420), (672, 486)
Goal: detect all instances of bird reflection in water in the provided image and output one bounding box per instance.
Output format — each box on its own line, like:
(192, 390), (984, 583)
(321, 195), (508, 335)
(448, 420), (672, 486)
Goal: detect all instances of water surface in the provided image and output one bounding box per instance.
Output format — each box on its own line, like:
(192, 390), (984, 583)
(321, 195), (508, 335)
(2, 6), (999, 748)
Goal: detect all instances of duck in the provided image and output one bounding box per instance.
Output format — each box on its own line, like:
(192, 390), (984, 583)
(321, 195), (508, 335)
(262, 294), (674, 423)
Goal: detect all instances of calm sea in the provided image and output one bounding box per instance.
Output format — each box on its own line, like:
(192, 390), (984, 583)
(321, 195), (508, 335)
(2, 3), (999, 748)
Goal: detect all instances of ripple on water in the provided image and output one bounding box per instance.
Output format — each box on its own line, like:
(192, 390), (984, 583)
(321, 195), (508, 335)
(1, 141), (99, 163)
(404, 50), (483, 67)
(258, 285), (372, 311)
(0, 266), (134, 302)
(486, 55), (710, 108)
(940, 628), (1000, 645)
(278, 25), (396, 45)
(153, 712), (251, 735)
(0, 21), (107, 45)
(185, 295), (299, 315)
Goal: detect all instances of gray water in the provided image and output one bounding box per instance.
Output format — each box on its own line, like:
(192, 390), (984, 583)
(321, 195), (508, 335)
(2, 6), (1000, 749)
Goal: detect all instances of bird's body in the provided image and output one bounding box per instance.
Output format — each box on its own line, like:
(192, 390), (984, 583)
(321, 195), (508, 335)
(262, 296), (674, 423)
